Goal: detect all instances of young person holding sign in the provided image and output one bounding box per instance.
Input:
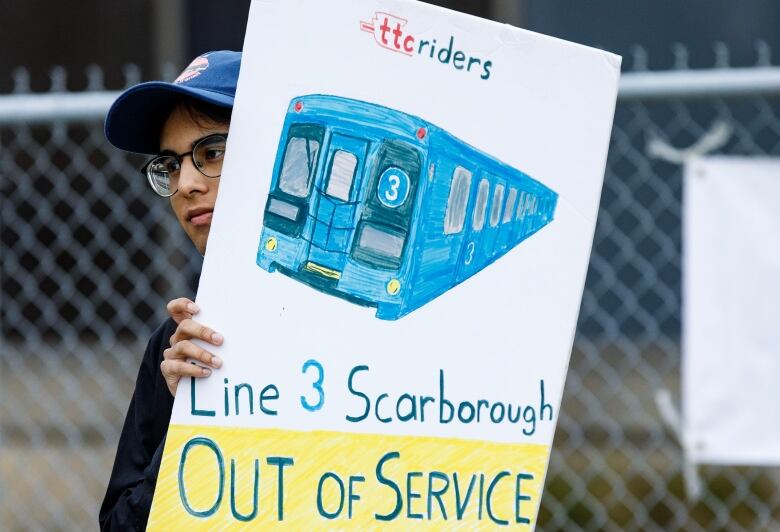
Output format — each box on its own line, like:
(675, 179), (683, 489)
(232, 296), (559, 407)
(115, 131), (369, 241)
(99, 1), (621, 526)
(99, 50), (238, 531)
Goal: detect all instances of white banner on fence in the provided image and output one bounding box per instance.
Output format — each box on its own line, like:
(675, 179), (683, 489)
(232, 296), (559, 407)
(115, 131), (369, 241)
(683, 156), (780, 466)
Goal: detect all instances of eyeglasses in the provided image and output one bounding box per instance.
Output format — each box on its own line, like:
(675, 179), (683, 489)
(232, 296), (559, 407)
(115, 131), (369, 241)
(141, 133), (228, 197)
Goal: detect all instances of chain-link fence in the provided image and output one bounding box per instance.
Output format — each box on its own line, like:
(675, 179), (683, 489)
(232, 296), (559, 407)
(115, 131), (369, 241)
(2, 45), (779, 531)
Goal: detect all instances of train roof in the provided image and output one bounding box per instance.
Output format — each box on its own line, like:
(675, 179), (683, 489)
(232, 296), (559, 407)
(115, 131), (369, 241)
(289, 94), (556, 196)
(290, 94), (426, 142)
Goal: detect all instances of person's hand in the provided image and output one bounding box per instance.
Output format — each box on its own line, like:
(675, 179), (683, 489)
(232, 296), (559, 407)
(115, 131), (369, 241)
(161, 297), (223, 396)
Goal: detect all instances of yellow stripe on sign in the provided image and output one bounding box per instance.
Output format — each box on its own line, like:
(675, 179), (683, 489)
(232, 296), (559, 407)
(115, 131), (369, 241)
(148, 425), (549, 530)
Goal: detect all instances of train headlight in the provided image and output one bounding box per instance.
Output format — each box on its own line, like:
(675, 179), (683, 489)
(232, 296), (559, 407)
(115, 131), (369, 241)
(265, 237), (277, 252)
(386, 279), (401, 296)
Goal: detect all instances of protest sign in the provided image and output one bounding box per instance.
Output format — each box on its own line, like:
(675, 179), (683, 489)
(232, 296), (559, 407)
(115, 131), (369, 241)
(683, 156), (780, 466)
(148, 0), (620, 528)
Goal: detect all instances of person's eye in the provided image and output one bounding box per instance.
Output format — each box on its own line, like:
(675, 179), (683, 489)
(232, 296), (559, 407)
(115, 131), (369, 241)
(150, 159), (170, 173)
(164, 158), (182, 173)
(204, 147), (226, 161)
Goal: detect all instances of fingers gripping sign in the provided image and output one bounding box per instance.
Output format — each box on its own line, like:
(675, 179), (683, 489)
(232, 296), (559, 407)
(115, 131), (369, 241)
(166, 297), (200, 324)
(161, 297), (224, 396)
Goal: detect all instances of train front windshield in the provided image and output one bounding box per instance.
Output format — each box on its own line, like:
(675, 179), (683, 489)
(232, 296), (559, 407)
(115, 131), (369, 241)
(279, 137), (320, 197)
(264, 124), (324, 236)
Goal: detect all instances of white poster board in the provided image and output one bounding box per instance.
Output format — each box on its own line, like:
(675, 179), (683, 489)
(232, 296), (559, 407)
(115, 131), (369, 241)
(148, 0), (620, 528)
(683, 156), (780, 466)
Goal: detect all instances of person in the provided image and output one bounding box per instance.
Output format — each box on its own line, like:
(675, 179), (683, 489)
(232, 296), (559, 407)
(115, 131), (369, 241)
(98, 50), (240, 531)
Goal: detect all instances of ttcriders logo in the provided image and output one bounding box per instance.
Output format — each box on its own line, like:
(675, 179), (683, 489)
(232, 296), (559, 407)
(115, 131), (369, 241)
(360, 12), (493, 80)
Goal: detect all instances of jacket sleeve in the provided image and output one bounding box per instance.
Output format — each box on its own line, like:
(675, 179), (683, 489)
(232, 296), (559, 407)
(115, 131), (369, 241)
(99, 319), (176, 531)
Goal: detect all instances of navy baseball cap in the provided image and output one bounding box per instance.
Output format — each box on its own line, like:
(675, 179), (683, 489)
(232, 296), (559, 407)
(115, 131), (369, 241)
(105, 50), (241, 154)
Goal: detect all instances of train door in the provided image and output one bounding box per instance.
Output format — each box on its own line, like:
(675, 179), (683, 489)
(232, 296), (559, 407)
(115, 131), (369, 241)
(456, 175), (490, 283)
(305, 133), (369, 274)
(351, 141), (422, 273)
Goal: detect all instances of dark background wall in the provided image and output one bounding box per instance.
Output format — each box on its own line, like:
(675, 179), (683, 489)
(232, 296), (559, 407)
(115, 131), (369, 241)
(520, 0), (780, 69)
(184, 0), (491, 58)
(0, 0), (153, 92)
(3, 0), (776, 94)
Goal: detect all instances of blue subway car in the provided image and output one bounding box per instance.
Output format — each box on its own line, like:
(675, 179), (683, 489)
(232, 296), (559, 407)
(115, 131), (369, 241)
(256, 95), (557, 320)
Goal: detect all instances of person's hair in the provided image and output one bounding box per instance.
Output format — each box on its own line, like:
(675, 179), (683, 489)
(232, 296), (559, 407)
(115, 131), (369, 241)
(168, 94), (233, 130)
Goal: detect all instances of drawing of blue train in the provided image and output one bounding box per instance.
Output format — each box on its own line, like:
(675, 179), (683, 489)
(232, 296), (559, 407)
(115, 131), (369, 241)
(256, 95), (558, 320)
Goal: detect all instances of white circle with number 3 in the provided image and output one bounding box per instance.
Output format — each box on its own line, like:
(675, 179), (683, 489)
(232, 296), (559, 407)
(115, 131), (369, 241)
(377, 167), (410, 208)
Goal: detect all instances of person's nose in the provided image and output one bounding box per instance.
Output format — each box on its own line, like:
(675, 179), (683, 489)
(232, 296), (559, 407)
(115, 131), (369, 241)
(177, 157), (209, 197)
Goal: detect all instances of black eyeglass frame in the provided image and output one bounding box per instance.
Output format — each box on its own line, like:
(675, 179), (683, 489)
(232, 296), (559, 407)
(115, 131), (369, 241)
(141, 133), (229, 197)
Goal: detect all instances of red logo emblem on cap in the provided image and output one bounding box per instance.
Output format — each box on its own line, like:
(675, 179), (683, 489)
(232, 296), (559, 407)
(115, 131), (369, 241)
(174, 56), (209, 84)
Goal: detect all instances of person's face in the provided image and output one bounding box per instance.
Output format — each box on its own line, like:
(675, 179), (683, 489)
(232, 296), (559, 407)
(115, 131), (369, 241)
(159, 106), (229, 255)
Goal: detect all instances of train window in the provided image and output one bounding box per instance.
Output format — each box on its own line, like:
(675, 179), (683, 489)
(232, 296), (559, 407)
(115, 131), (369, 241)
(503, 187), (517, 223)
(490, 183), (504, 227)
(472, 178), (489, 231)
(516, 191), (526, 219)
(279, 137), (320, 197)
(444, 166), (472, 234)
(267, 197), (299, 220)
(354, 223), (405, 269)
(524, 195), (536, 215)
(325, 150), (357, 201)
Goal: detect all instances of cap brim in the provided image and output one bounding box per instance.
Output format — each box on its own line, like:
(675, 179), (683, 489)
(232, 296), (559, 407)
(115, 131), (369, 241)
(104, 81), (234, 155)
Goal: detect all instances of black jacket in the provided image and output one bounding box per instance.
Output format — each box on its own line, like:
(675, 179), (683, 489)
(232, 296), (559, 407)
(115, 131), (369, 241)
(99, 319), (177, 531)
